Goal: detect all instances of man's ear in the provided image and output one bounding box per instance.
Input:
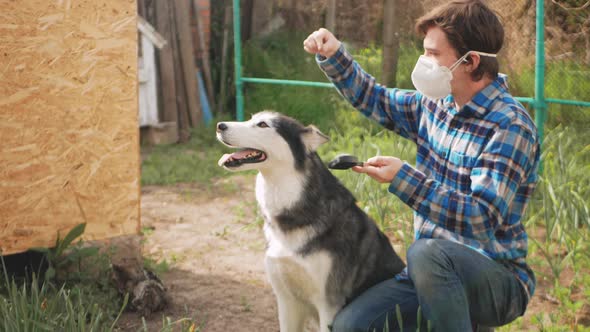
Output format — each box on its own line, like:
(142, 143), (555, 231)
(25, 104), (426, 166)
(467, 53), (480, 72)
(302, 125), (329, 151)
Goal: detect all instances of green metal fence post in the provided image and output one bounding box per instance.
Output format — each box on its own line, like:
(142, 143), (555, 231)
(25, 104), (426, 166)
(233, 0), (244, 121)
(535, 0), (547, 146)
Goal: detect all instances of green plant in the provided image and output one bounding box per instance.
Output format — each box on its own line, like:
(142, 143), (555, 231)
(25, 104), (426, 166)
(0, 257), (128, 332)
(141, 226), (155, 237)
(366, 305), (431, 332)
(516, 125), (590, 330)
(241, 296), (252, 312)
(234, 200), (264, 230)
(213, 226), (230, 239)
(143, 257), (170, 275)
(30, 223), (99, 282)
(524, 126), (590, 282)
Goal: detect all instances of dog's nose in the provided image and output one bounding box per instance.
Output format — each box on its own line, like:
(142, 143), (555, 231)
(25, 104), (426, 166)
(217, 122), (228, 132)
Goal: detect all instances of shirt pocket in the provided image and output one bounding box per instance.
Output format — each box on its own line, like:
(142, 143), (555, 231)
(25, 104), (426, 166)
(448, 150), (477, 168)
(447, 151), (477, 192)
(449, 133), (483, 168)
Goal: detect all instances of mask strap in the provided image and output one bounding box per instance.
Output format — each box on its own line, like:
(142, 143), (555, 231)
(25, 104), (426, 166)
(473, 51), (497, 58)
(449, 51), (497, 71)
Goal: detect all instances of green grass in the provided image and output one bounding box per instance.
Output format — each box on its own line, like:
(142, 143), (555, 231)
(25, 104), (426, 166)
(141, 121), (250, 186)
(0, 263), (203, 332)
(0, 231), (203, 332)
(0, 256), (125, 332)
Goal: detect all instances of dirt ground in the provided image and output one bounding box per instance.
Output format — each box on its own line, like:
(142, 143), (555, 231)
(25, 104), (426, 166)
(117, 175), (280, 332)
(115, 173), (580, 332)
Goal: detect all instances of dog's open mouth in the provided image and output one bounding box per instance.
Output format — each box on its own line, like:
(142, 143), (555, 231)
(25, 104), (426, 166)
(218, 148), (267, 168)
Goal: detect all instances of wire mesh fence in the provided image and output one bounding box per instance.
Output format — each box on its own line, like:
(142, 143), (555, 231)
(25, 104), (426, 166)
(225, 0), (590, 138)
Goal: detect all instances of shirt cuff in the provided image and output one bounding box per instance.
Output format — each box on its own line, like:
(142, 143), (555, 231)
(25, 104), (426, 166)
(316, 44), (353, 79)
(388, 162), (427, 209)
(394, 267), (409, 281)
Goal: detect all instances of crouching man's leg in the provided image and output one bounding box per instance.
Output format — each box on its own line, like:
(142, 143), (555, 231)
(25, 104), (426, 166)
(331, 277), (427, 332)
(407, 239), (528, 331)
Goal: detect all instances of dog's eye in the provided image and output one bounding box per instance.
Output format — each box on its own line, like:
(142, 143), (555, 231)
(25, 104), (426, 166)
(257, 121), (269, 128)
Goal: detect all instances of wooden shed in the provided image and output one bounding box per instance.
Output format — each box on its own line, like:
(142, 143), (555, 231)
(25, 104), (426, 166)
(0, 0), (140, 255)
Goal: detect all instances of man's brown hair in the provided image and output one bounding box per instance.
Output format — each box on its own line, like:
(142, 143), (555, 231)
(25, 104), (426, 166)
(415, 0), (504, 81)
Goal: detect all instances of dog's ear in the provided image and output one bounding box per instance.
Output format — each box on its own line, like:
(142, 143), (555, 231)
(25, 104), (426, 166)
(302, 125), (329, 151)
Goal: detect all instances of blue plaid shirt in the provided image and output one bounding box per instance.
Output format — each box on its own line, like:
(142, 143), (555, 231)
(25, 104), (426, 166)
(317, 45), (538, 299)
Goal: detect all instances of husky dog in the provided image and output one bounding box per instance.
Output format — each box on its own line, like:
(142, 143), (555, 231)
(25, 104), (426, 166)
(216, 111), (405, 332)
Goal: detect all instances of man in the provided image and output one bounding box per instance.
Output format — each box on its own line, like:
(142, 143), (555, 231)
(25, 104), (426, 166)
(303, 0), (538, 331)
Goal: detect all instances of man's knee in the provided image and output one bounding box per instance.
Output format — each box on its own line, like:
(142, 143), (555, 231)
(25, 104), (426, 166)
(407, 239), (451, 280)
(407, 239), (440, 267)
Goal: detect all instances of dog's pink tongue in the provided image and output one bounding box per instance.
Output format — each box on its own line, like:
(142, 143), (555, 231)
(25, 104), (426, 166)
(218, 149), (257, 167)
(230, 149), (253, 159)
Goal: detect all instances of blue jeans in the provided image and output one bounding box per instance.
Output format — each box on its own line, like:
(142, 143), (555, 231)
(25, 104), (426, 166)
(332, 239), (528, 332)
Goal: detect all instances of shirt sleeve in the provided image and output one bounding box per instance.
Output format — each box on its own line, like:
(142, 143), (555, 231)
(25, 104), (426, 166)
(316, 44), (423, 143)
(388, 118), (539, 239)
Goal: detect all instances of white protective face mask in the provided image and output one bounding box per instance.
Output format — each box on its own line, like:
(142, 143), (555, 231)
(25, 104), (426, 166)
(410, 51), (497, 99)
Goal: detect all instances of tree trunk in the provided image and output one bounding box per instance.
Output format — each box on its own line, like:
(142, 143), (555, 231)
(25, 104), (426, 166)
(173, 0), (202, 128)
(382, 0), (400, 87)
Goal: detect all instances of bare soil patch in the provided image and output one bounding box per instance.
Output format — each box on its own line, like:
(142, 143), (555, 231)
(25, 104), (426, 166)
(117, 175), (279, 332)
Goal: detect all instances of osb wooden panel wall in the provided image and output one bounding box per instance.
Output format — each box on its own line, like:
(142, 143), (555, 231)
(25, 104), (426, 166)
(0, 0), (139, 255)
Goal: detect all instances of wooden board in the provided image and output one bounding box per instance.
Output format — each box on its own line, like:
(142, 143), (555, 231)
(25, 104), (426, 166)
(173, 0), (202, 128)
(154, 0), (179, 126)
(168, 0), (192, 142)
(0, 0), (140, 255)
(193, 0), (215, 113)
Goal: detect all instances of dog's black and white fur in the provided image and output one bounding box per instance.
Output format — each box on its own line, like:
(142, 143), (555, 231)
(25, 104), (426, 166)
(216, 111), (405, 332)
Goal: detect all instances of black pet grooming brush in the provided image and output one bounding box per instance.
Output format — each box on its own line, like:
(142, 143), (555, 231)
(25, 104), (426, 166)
(327, 154), (364, 170)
